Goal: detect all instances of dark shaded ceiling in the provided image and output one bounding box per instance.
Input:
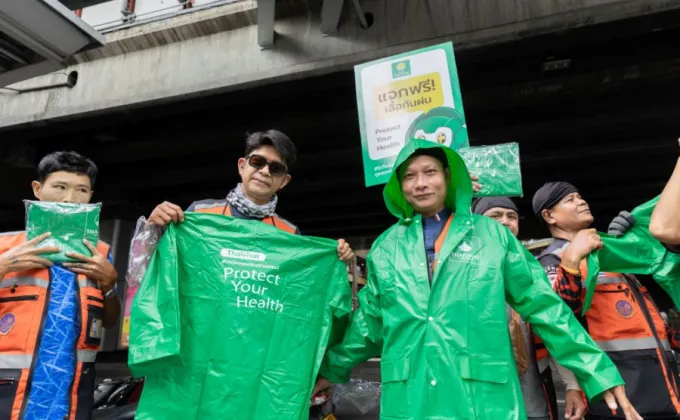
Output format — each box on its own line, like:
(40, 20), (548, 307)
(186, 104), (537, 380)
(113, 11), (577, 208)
(2, 9), (680, 246)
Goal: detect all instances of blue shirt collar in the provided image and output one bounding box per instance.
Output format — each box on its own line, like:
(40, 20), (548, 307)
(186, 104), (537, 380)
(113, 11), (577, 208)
(422, 208), (451, 224)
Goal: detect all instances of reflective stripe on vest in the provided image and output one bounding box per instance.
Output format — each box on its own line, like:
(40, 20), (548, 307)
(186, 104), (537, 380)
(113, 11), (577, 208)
(193, 202), (224, 212)
(77, 349), (97, 363)
(593, 274), (627, 286)
(0, 276), (49, 289)
(78, 278), (99, 289)
(0, 353), (33, 369)
(596, 337), (671, 352)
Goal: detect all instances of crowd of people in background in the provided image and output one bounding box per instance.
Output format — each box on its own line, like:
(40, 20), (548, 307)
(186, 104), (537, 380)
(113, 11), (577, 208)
(1, 131), (679, 420)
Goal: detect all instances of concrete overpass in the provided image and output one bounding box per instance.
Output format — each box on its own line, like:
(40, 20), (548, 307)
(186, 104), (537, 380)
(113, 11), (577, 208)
(1, 0), (679, 128)
(4, 0), (680, 352)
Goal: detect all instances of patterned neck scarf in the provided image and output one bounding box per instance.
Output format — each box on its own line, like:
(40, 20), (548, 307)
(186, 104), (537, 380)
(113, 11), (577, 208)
(226, 183), (278, 218)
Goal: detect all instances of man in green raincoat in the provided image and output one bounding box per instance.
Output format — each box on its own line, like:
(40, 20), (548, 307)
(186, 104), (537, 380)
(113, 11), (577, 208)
(312, 140), (640, 420)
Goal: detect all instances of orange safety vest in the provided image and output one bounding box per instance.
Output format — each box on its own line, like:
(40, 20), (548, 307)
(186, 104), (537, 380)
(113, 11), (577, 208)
(191, 201), (297, 234)
(0, 232), (108, 420)
(539, 240), (680, 416)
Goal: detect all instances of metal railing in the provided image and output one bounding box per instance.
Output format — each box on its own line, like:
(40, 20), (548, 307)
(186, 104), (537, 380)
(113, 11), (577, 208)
(90, 0), (241, 33)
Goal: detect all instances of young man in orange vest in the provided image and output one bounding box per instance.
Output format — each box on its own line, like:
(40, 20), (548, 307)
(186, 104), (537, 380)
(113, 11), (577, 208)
(0, 151), (121, 420)
(148, 129), (353, 261)
(533, 182), (680, 419)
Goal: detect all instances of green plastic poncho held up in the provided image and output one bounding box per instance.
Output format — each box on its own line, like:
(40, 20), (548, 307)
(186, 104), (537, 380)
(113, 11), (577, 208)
(129, 214), (351, 420)
(24, 200), (101, 262)
(584, 196), (680, 313)
(459, 142), (523, 198)
(319, 139), (624, 420)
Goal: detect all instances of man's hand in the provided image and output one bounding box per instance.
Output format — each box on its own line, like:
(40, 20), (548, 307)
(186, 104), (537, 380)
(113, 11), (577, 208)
(64, 240), (118, 292)
(0, 233), (61, 280)
(608, 211), (635, 237)
(149, 201), (184, 226)
(310, 376), (333, 402)
(561, 228), (603, 271)
(0, 233), (61, 277)
(564, 389), (586, 420)
(337, 239), (354, 262)
(470, 173), (482, 193)
(603, 385), (642, 420)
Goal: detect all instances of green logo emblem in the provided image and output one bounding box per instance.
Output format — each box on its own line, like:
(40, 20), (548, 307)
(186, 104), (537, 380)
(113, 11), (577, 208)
(391, 60), (411, 78)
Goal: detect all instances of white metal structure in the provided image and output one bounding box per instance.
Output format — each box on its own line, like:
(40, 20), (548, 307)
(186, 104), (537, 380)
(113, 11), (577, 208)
(0, 0), (105, 87)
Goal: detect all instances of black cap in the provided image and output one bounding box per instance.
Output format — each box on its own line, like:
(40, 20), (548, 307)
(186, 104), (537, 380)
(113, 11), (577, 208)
(532, 182), (578, 219)
(472, 197), (518, 216)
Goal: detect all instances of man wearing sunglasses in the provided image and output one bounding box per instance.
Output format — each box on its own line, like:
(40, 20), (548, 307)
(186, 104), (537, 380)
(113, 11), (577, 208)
(148, 129), (354, 261)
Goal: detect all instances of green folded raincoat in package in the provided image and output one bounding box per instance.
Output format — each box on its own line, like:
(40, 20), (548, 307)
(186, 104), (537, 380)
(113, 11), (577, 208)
(24, 200), (101, 262)
(584, 196), (680, 313)
(459, 142), (523, 197)
(319, 139), (623, 420)
(129, 214), (352, 420)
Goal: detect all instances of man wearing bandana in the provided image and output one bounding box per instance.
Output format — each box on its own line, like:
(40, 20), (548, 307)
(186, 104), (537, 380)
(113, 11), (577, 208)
(148, 130), (354, 262)
(473, 197), (584, 420)
(533, 182), (680, 419)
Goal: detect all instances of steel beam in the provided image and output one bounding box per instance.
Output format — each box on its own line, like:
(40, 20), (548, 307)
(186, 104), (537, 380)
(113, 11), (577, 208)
(320, 0), (344, 35)
(257, 0), (275, 49)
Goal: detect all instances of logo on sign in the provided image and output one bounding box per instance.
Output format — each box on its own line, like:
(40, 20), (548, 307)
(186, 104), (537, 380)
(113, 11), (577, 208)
(615, 300), (634, 319)
(0, 313), (15, 335)
(391, 60), (411, 78)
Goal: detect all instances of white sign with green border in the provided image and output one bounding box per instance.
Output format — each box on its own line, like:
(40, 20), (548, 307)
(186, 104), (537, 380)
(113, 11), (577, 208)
(355, 42), (469, 187)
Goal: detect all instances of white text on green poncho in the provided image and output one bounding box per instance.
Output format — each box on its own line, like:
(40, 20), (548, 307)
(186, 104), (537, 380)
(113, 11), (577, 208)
(222, 248), (284, 313)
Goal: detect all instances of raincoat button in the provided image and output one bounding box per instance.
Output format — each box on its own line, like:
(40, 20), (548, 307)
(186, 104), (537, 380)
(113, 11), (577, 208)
(430, 380), (437, 386)
(420, 263), (424, 267)
(428, 316), (434, 322)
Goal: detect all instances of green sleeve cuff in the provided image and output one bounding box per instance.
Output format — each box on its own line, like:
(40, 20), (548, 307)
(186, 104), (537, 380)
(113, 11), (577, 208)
(580, 364), (625, 402)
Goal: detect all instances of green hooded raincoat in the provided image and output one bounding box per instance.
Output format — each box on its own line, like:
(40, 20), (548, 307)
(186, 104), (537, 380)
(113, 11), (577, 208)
(319, 140), (624, 420)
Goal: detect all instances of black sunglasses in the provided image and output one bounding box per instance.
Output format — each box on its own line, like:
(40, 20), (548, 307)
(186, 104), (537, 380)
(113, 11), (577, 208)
(246, 154), (288, 177)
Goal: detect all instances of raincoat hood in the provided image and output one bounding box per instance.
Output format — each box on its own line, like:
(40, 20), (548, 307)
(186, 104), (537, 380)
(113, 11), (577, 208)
(383, 139), (473, 221)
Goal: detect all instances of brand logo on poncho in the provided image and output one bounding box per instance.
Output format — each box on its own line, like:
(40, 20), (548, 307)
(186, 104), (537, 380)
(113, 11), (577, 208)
(0, 313), (15, 335)
(451, 237), (482, 265)
(221, 248), (266, 262)
(458, 242), (472, 252)
(615, 300), (634, 319)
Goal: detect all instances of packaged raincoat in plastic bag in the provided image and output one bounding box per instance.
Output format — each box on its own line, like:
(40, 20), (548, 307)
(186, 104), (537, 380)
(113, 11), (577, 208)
(332, 379), (382, 414)
(459, 142), (523, 197)
(24, 200), (101, 262)
(584, 196), (680, 313)
(129, 213), (352, 420)
(319, 140), (623, 420)
(125, 216), (163, 287)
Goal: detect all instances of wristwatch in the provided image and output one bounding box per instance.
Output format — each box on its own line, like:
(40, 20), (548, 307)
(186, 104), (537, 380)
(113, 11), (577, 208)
(104, 284), (119, 300)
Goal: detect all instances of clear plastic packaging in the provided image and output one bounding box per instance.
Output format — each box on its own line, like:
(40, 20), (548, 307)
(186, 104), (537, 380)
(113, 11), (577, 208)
(332, 378), (382, 414)
(24, 200), (101, 262)
(125, 216), (163, 287)
(459, 142), (523, 197)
